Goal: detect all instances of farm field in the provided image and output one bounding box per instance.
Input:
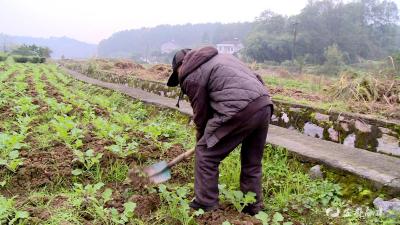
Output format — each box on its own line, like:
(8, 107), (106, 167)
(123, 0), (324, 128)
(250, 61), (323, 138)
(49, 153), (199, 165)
(0, 61), (398, 224)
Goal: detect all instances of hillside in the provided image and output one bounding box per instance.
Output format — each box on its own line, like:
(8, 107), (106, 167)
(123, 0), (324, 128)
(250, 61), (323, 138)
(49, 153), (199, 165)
(97, 22), (253, 58)
(0, 34), (97, 59)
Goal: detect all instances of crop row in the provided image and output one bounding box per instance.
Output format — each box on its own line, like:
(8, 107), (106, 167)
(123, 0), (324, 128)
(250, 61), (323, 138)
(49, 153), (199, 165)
(0, 62), (398, 224)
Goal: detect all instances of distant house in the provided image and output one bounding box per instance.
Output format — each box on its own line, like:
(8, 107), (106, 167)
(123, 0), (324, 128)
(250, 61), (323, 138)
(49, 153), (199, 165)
(216, 39), (244, 54)
(161, 41), (179, 54)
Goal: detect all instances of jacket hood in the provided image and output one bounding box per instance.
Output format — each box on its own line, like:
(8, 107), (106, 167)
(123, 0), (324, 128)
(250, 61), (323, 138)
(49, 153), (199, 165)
(178, 46), (218, 84)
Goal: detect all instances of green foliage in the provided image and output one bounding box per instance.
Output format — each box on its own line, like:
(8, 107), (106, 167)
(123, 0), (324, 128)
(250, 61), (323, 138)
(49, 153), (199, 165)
(158, 184), (203, 225)
(245, 31), (292, 63)
(0, 195), (30, 224)
(13, 96), (38, 116)
(246, 0), (399, 64)
(97, 22), (252, 58)
(255, 211), (293, 225)
(0, 62), (394, 224)
(12, 55), (46, 64)
(309, 180), (342, 207)
(92, 117), (123, 139)
(219, 184), (257, 212)
(0, 52), (8, 61)
(71, 182), (138, 224)
(12, 55), (30, 63)
(321, 44), (345, 76)
(29, 56), (40, 64)
(105, 135), (138, 158)
(51, 115), (83, 150)
(45, 98), (73, 114)
(11, 44), (52, 58)
(72, 149), (103, 177)
(0, 133), (26, 172)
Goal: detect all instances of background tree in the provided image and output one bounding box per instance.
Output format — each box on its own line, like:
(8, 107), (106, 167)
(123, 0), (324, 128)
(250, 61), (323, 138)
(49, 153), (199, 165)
(322, 43), (345, 75)
(245, 0), (400, 64)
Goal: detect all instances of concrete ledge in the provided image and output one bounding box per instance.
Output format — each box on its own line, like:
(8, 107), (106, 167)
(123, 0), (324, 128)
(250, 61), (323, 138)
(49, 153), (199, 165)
(64, 68), (400, 194)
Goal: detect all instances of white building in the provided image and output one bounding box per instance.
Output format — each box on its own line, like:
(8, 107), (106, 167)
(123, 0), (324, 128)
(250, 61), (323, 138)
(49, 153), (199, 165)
(161, 41), (179, 54)
(216, 39), (244, 54)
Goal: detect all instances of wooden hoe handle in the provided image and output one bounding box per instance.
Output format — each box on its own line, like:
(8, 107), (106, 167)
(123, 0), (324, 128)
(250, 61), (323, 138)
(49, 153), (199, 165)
(167, 148), (195, 168)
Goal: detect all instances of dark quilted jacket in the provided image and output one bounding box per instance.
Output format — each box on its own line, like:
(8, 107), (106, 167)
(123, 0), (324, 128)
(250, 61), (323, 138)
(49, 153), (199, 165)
(178, 46), (273, 148)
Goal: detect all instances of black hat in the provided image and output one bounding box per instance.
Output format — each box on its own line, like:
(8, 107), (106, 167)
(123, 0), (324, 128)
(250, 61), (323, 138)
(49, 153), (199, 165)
(167, 48), (191, 87)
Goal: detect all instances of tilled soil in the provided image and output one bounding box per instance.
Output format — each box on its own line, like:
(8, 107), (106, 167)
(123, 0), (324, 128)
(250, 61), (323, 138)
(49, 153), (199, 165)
(41, 74), (64, 103)
(25, 195), (69, 223)
(196, 204), (262, 225)
(129, 193), (161, 219)
(161, 144), (186, 161)
(12, 145), (73, 190)
(127, 164), (151, 191)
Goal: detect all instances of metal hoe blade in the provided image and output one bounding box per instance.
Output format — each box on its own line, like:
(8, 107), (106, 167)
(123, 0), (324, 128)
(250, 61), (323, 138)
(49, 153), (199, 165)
(143, 161), (171, 184)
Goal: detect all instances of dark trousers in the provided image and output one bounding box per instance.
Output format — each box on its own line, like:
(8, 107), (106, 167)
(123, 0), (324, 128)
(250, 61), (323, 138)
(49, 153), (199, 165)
(194, 106), (272, 208)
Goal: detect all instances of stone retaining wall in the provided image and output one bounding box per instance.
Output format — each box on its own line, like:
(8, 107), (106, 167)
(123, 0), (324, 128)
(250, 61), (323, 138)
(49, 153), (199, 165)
(65, 67), (400, 157)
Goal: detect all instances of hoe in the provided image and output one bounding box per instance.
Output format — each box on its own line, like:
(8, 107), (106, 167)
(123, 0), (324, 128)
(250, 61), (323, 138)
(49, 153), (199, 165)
(129, 148), (195, 184)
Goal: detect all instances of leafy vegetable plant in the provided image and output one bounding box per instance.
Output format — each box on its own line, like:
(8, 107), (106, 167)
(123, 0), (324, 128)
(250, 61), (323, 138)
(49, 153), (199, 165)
(51, 115), (83, 149)
(0, 195), (30, 224)
(158, 184), (203, 225)
(219, 184), (256, 212)
(105, 135), (138, 158)
(72, 149), (103, 176)
(0, 133), (26, 172)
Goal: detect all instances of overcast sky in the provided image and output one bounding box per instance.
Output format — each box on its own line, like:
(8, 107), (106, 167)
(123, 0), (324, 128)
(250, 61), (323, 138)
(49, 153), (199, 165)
(1, 0), (399, 44)
(0, 0), (311, 44)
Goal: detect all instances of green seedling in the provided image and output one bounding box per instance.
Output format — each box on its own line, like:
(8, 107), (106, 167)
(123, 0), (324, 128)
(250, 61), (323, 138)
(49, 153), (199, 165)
(72, 149), (103, 176)
(110, 202), (137, 224)
(106, 135), (138, 158)
(219, 184), (257, 212)
(92, 117), (123, 139)
(0, 195), (30, 224)
(13, 96), (39, 116)
(111, 112), (138, 131)
(0, 133), (26, 172)
(255, 211), (293, 225)
(14, 116), (34, 136)
(45, 98), (73, 114)
(71, 183), (137, 224)
(158, 184), (203, 225)
(51, 115), (83, 150)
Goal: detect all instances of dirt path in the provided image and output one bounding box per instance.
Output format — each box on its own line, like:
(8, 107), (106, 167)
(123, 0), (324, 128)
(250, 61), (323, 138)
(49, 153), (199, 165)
(63, 68), (194, 116)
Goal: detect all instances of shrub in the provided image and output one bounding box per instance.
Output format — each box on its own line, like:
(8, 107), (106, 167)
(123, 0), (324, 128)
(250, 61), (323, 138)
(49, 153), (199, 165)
(12, 55), (46, 63)
(321, 44), (345, 76)
(0, 53), (7, 62)
(29, 56), (40, 63)
(13, 55), (30, 63)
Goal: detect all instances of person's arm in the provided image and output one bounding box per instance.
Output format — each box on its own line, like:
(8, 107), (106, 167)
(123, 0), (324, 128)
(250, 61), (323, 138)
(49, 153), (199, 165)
(182, 79), (210, 141)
